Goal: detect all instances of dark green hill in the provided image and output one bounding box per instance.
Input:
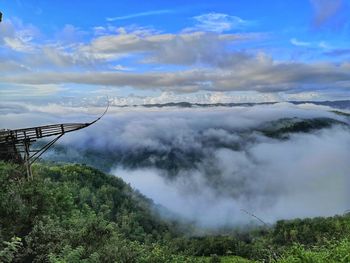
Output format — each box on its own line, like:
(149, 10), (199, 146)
(1, 161), (350, 262)
(259, 117), (347, 139)
(0, 162), (190, 262)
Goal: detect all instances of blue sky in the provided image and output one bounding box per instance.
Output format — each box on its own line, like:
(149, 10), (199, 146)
(1, 0), (350, 104)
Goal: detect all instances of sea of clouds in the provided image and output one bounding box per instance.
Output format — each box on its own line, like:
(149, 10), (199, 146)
(1, 102), (350, 227)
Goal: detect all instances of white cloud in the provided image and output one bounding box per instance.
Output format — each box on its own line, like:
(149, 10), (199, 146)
(3, 36), (33, 52)
(318, 41), (330, 49)
(2, 57), (350, 93)
(0, 19), (38, 52)
(0, 84), (64, 99)
(79, 30), (251, 65)
(112, 64), (134, 71)
(290, 38), (311, 47)
(106, 9), (173, 21)
(192, 12), (250, 33)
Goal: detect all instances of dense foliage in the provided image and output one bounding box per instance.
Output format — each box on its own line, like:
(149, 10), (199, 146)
(1, 161), (349, 262)
(0, 162), (190, 262)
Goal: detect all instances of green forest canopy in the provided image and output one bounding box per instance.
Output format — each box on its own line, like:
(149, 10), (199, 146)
(1, 161), (350, 262)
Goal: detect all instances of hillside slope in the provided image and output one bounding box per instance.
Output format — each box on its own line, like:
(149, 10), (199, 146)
(1, 161), (350, 262)
(0, 162), (190, 262)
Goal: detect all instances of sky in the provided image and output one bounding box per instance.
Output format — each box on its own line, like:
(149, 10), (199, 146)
(1, 0), (350, 104)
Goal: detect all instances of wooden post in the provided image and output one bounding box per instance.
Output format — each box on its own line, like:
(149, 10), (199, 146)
(24, 140), (33, 180)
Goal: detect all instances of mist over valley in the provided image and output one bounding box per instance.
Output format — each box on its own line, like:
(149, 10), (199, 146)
(2, 101), (349, 228)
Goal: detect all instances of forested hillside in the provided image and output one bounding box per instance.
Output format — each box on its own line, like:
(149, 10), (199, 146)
(0, 162), (189, 262)
(1, 161), (350, 262)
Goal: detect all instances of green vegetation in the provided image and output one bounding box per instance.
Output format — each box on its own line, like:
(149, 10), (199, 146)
(1, 161), (350, 262)
(259, 117), (347, 139)
(0, 161), (190, 262)
(332, 110), (350, 117)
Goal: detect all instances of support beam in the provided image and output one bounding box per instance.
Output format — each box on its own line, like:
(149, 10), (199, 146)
(24, 140), (33, 180)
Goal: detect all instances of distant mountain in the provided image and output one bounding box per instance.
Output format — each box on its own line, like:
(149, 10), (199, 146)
(139, 101), (276, 108)
(290, 100), (350, 110)
(259, 117), (347, 139)
(113, 100), (350, 110)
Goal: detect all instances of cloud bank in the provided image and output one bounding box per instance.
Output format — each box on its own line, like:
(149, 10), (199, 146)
(3, 58), (350, 93)
(2, 103), (349, 227)
(1, 17), (350, 98)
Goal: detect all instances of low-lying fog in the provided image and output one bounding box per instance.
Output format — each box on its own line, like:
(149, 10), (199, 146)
(1, 102), (350, 227)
